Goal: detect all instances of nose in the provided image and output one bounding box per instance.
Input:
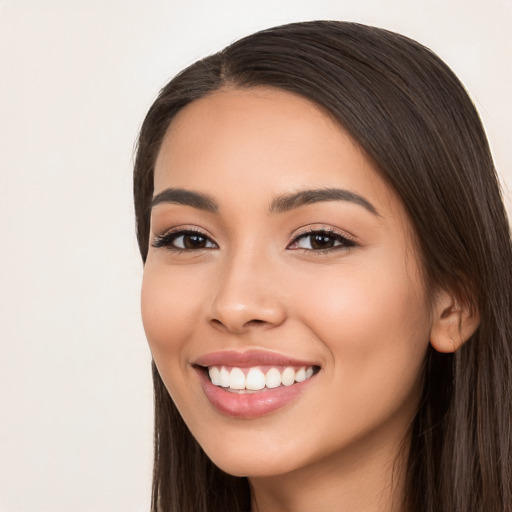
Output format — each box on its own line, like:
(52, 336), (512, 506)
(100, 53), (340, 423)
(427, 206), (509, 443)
(206, 250), (287, 334)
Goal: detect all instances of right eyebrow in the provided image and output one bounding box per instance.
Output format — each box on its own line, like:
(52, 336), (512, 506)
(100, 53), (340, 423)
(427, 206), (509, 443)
(151, 188), (218, 213)
(269, 188), (379, 216)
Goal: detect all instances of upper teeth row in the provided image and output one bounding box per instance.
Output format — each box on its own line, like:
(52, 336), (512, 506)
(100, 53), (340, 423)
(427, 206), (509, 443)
(208, 366), (314, 391)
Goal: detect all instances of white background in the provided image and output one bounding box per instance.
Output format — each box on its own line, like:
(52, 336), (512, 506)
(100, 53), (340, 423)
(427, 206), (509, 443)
(0, 1), (510, 511)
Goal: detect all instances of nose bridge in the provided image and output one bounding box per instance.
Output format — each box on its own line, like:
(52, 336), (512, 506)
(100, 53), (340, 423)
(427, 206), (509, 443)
(207, 242), (286, 332)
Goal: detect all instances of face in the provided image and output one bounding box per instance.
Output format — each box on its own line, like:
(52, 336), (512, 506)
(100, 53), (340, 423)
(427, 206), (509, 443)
(141, 87), (433, 478)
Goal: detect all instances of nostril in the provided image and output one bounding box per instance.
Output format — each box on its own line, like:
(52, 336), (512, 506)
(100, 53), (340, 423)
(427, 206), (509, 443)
(208, 317), (270, 333)
(245, 319), (266, 327)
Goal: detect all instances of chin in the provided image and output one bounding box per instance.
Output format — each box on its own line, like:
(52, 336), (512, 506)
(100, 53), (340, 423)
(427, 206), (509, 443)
(198, 433), (308, 478)
(209, 454), (299, 479)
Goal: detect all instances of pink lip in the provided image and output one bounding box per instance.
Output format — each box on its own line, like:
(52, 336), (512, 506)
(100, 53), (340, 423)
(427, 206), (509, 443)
(196, 369), (316, 418)
(192, 350), (319, 418)
(193, 349), (318, 368)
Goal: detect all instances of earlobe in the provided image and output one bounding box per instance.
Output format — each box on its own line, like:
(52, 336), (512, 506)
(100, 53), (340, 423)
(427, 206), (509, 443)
(429, 290), (480, 353)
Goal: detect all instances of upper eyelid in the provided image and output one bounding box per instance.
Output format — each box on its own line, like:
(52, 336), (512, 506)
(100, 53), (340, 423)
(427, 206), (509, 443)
(153, 225), (214, 239)
(289, 226), (356, 243)
(151, 226), (218, 249)
(286, 227), (358, 253)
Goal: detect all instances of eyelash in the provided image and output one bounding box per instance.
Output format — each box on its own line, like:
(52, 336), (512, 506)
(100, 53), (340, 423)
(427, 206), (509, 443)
(287, 228), (356, 253)
(152, 229), (217, 252)
(151, 228), (356, 253)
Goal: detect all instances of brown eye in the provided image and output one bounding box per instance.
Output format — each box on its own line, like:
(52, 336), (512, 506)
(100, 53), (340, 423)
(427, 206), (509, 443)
(309, 233), (337, 250)
(289, 230), (355, 251)
(181, 233), (209, 249)
(152, 230), (217, 250)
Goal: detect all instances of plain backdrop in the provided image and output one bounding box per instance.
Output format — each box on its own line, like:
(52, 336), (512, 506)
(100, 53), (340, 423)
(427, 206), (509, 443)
(0, 1), (511, 511)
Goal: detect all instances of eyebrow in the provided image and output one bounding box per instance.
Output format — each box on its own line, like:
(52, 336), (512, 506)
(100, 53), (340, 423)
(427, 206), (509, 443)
(269, 188), (379, 216)
(150, 187), (378, 216)
(151, 188), (218, 212)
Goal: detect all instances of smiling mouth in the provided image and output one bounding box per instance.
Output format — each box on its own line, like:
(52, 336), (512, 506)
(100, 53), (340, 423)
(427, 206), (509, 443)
(201, 365), (320, 393)
(194, 352), (321, 417)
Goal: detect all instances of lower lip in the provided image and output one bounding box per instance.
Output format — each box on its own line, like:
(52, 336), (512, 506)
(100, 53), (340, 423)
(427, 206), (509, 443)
(196, 369), (315, 418)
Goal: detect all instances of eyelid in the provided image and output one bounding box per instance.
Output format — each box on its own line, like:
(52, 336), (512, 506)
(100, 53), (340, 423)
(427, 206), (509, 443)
(154, 225), (210, 238)
(151, 226), (218, 250)
(286, 226), (358, 254)
(288, 225), (356, 244)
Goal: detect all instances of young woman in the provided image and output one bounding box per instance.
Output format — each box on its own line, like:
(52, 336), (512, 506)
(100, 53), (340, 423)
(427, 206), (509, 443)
(133, 21), (512, 512)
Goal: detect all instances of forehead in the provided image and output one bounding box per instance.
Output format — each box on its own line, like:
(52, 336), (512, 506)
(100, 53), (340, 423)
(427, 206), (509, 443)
(155, 87), (342, 184)
(153, 87), (400, 218)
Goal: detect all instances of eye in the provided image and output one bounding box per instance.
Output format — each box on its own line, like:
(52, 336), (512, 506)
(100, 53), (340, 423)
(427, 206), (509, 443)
(152, 230), (217, 251)
(288, 230), (355, 251)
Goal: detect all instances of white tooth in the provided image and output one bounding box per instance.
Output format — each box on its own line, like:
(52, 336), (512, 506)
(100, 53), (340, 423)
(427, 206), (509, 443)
(282, 367), (295, 386)
(306, 366), (314, 379)
(229, 367), (246, 390)
(209, 366), (221, 386)
(246, 368), (266, 390)
(220, 366), (230, 387)
(295, 367), (307, 382)
(265, 368), (281, 388)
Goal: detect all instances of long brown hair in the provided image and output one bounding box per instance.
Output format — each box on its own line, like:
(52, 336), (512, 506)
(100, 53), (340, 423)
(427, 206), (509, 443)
(134, 21), (512, 511)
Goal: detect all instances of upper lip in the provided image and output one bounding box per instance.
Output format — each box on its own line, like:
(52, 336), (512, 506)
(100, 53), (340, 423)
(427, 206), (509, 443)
(193, 349), (319, 368)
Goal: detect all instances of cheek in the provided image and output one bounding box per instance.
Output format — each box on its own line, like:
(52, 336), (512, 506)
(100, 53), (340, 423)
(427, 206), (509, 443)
(140, 263), (202, 364)
(294, 259), (431, 403)
(298, 260), (429, 333)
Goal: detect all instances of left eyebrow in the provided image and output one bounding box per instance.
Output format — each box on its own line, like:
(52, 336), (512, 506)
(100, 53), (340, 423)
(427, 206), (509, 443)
(151, 188), (218, 212)
(269, 188), (379, 216)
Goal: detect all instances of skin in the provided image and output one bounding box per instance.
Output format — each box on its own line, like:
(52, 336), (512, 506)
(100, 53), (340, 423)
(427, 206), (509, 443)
(141, 87), (468, 512)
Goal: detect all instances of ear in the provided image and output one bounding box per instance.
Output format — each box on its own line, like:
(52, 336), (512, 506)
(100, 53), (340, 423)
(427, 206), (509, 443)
(430, 289), (480, 353)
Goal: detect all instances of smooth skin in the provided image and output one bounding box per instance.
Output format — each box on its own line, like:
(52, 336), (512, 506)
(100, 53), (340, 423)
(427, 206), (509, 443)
(141, 88), (478, 512)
